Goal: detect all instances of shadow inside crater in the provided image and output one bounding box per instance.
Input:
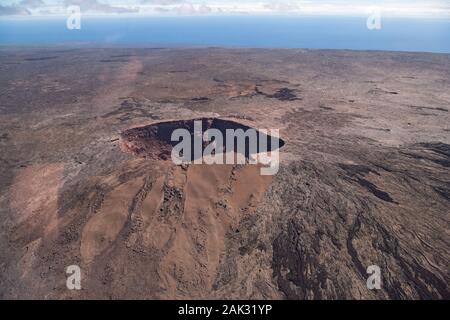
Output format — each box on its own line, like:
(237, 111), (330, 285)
(120, 118), (285, 162)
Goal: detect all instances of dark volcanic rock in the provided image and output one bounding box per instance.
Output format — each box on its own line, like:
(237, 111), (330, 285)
(0, 47), (449, 300)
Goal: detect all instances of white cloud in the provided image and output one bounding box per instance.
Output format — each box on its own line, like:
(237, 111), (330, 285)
(62, 0), (139, 14)
(20, 0), (45, 8)
(0, 0), (449, 17)
(0, 4), (31, 15)
(176, 3), (195, 14)
(264, 2), (300, 13)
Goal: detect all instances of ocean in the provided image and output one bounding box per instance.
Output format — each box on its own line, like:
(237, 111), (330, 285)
(0, 16), (449, 53)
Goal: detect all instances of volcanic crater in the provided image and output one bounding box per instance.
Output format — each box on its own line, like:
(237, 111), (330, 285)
(120, 118), (286, 161)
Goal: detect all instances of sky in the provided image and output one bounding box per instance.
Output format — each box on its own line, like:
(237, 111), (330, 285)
(0, 0), (449, 18)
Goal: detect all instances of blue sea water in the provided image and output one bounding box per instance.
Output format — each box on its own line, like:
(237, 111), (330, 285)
(0, 16), (449, 53)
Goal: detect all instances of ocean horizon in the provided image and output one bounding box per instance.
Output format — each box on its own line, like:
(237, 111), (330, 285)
(1, 15), (449, 53)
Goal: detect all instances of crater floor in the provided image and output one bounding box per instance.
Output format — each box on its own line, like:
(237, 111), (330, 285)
(0, 47), (449, 299)
(120, 117), (285, 162)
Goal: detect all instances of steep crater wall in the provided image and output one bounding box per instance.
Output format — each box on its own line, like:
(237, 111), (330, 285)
(120, 118), (285, 162)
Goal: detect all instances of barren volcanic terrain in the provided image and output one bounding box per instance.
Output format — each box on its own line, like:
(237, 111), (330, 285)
(0, 47), (449, 299)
